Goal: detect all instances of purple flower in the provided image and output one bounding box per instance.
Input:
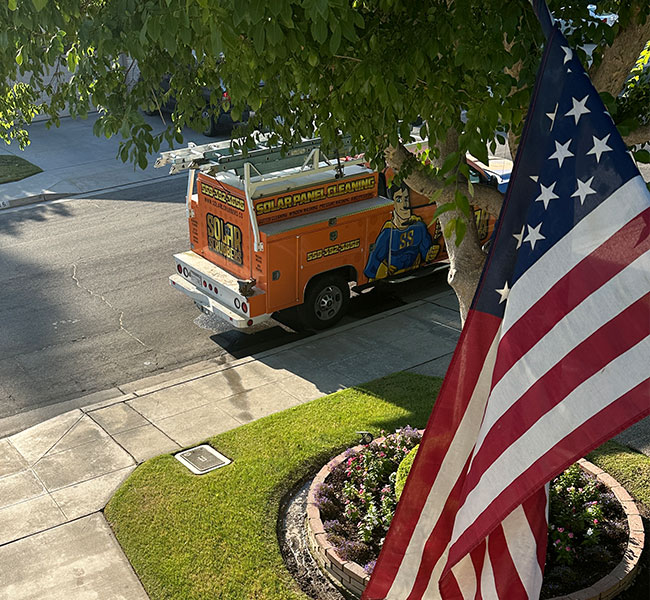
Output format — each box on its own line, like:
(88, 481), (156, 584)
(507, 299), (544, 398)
(364, 560), (377, 575)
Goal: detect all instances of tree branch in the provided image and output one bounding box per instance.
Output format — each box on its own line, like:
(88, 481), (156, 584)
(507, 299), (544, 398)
(590, 9), (650, 97)
(384, 143), (504, 218)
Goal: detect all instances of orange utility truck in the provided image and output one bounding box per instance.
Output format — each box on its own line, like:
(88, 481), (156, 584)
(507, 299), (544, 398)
(157, 139), (497, 330)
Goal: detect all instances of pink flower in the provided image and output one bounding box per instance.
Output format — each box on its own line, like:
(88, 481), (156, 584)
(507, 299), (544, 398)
(557, 527), (564, 533)
(593, 519), (599, 524)
(568, 533), (574, 539)
(565, 546), (571, 552)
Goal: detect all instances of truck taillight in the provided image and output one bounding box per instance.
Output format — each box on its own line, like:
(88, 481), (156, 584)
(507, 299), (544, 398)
(242, 302), (248, 313)
(177, 264), (182, 274)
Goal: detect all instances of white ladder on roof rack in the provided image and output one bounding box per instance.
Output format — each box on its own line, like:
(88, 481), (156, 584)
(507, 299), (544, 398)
(155, 137), (366, 252)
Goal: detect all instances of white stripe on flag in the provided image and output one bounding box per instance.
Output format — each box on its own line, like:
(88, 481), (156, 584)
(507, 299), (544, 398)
(385, 333), (502, 598)
(450, 553), (477, 600)
(480, 545), (499, 599)
(451, 334), (650, 543)
(501, 503), (545, 599)
(503, 175), (649, 336)
(473, 250), (650, 456)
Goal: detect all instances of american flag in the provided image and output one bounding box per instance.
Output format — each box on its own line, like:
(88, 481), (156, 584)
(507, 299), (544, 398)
(362, 12), (650, 600)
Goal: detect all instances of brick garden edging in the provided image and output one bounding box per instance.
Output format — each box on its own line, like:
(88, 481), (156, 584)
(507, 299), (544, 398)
(305, 447), (645, 600)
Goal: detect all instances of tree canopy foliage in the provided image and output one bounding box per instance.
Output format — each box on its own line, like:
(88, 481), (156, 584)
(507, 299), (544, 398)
(2, 0), (648, 317)
(2, 1), (647, 162)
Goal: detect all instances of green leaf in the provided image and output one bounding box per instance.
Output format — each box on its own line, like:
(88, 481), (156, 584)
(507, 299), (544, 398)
(454, 218), (466, 246)
(253, 26), (266, 54)
(455, 189), (471, 219)
(267, 21), (282, 46)
(634, 148), (650, 163)
(311, 17), (327, 45)
(308, 53), (318, 67)
(32, 0), (48, 11)
(66, 50), (78, 72)
(440, 151), (459, 175)
(329, 24), (341, 54)
(428, 187), (442, 205)
(8, 0), (17, 10)
(433, 202), (455, 219)
(468, 135), (489, 165)
(443, 218), (456, 239)
(15, 47), (23, 66)
(138, 153), (148, 170)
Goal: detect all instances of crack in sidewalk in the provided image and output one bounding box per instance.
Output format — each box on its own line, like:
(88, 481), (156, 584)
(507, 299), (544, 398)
(71, 264), (148, 348)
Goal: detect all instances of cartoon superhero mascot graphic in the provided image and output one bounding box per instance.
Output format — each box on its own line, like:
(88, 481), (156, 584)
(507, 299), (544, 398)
(364, 182), (437, 280)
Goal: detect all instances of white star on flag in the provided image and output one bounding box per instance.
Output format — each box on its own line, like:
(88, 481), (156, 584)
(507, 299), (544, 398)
(495, 281), (510, 304)
(562, 46), (573, 63)
(565, 95), (590, 125)
(513, 224), (526, 249)
(571, 176), (597, 205)
(530, 175), (539, 182)
(523, 222), (545, 250)
(535, 182), (559, 209)
(587, 134), (613, 163)
(549, 139), (574, 168)
(546, 103), (558, 131)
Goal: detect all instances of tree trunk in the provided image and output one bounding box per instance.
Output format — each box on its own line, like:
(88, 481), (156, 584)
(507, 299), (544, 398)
(385, 131), (490, 326)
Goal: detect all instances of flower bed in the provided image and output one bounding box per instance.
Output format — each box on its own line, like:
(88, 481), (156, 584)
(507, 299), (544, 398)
(306, 430), (645, 599)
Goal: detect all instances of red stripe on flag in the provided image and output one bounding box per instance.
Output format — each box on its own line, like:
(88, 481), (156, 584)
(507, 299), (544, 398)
(493, 208), (650, 384)
(404, 458), (471, 600)
(522, 486), (549, 572)
(446, 377), (650, 566)
(441, 572), (463, 600)
(487, 524), (528, 600)
(471, 540), (486, 600)
(463, 292), (650, 495)
(362, 312), (501, 600)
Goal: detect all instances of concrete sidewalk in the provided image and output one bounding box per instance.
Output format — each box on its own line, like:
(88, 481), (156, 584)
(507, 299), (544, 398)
(0, 113), (221, 208)
(1, 286), (648, 599)
(0, 290), (461, 600)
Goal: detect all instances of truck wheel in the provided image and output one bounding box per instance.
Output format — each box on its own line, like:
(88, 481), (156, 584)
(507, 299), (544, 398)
(299, 273), (350, 331)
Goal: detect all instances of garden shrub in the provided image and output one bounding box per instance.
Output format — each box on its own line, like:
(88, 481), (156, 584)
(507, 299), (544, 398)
(316, 429), (628, 595)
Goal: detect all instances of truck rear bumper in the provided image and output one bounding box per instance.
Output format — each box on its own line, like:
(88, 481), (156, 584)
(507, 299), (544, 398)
(169, 274), (272, 329)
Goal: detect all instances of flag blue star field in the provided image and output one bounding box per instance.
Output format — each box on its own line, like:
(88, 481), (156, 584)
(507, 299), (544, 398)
(362, 13), (650, 600)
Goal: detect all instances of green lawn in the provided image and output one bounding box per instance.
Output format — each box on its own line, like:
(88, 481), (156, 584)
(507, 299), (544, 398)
(0, 154), (42, 184)
(105, 372), (442, 600)
(105, 372), (650, 600)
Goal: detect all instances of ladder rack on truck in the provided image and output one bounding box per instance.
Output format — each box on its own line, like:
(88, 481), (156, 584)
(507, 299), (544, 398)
(161, 137), (498, 331)
(156, 137), (365, 252)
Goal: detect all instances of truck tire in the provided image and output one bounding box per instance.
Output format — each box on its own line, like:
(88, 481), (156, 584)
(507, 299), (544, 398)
(298, 273), (350, 331)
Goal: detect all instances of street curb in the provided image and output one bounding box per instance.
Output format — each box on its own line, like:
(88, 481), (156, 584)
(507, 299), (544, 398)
(0, 192), (68, 210)
(0, 172), (186, 212)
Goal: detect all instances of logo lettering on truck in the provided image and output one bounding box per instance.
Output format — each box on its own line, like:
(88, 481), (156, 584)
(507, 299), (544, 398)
(200, 182), (245, 211)
(255, 176), (376, 217)
(206, 213), (244, 265)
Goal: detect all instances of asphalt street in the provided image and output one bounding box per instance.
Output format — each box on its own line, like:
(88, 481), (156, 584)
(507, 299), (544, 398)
(0, 178), (450, 429)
